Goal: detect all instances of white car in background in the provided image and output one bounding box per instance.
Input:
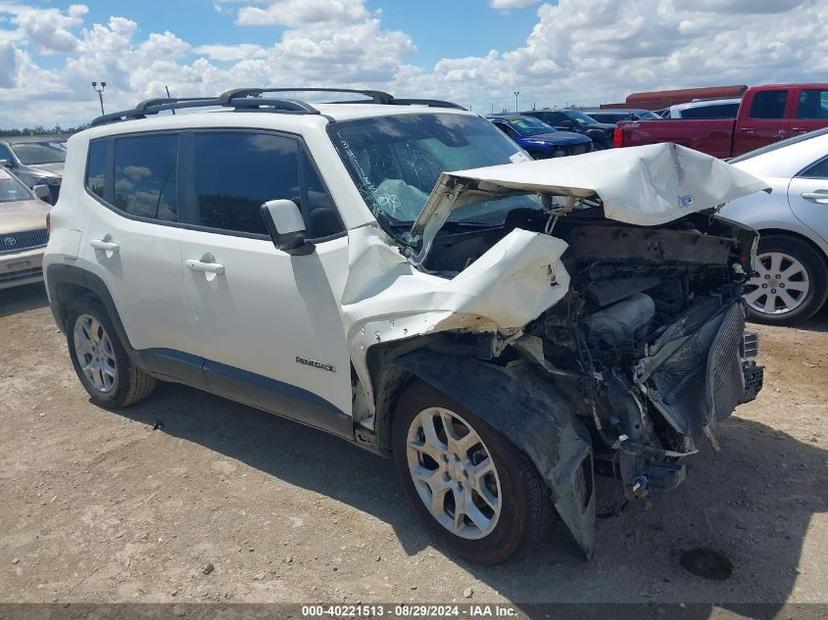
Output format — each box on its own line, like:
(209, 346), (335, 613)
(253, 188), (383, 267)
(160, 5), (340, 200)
(668, 98), (742, 119)
(722, 128), (828, 325)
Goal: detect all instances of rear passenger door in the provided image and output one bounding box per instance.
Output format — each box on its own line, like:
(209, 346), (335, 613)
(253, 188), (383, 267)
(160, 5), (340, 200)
(82, 132), (195, 368)
(791, 87), (828, 136)
(734, 89), (791, 155)
(177, 130), (354, 436)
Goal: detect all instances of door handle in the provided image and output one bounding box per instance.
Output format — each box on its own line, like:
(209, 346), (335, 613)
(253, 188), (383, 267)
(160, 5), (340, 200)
(801, 191), (828, 202)
(791, 127), (808, 133)
(740, 128), (756, 134)
(90, 239), (120, 252)
(185, 259), (225, 275)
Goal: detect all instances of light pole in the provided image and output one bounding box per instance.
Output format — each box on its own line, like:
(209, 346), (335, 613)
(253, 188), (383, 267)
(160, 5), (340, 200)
(91, 81), (107, 115)
(514, 90), (520, 112)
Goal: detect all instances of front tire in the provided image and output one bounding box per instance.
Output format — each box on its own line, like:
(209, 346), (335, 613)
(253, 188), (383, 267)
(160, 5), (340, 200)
(66, 297), (156, 408)
(743, 235), (828, 326)
(391, 381), (553, 565)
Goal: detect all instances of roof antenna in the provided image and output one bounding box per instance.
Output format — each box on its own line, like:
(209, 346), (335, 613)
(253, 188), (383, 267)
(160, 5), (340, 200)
(165, 86), (176, 115)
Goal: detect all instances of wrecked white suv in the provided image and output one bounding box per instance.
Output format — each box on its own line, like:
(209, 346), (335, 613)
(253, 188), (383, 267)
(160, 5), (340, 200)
(44, 89), (767, 564)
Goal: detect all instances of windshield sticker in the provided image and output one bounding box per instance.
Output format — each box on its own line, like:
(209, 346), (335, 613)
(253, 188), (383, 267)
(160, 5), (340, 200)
(510, 151), (531, 163)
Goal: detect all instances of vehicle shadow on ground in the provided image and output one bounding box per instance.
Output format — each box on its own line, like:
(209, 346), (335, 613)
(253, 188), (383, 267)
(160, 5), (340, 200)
(0, 282), (48, 318)
(797, 305), (828, 333)
(110, 385), (827, 615)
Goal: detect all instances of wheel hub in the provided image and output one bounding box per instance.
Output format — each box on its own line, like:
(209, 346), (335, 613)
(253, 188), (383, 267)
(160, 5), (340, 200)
(744, 251), (810, 315)
(73, 314), (118, 394)
(406, 407), (502, 540)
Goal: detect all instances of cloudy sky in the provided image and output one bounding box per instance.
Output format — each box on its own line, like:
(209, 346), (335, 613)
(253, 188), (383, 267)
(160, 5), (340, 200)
(0, 0), (826, 128)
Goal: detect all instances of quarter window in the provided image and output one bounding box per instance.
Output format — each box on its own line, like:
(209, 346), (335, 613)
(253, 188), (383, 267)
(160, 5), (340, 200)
(86, 140), (107, 200)
(750, 91), (788, 119)
(797, 90), (828, 119)
(113, 134), (179, 222)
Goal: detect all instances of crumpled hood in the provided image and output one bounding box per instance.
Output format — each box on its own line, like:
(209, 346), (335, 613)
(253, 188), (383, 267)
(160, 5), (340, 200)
(409, 143), (770, 262)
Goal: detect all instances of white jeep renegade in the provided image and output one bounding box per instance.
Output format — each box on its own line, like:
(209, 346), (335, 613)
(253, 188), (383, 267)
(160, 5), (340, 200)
(44, 88), (767, 564)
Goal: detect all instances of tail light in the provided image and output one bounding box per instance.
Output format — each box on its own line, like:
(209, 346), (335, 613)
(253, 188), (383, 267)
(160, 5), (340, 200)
(613, 127), (623, 148)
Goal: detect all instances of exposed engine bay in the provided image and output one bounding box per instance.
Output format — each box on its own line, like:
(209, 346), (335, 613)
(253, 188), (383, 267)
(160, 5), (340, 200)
(420, 205), (763, 500)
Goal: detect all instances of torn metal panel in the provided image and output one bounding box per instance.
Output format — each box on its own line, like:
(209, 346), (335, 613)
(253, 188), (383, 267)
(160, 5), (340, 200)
(392, 351), (596, 558)
(342, 225), (570, 410)
(409, 143), (770, 255)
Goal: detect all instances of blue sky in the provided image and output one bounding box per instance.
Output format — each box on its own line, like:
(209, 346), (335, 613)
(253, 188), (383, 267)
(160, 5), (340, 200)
(77, 0), (543, 68)
(0, 0), (825, 127)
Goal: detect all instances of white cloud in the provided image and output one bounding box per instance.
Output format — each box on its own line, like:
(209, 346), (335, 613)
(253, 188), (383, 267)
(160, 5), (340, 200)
(227, 0), (369, 27)
(0, 0), (826, 127)
(489, 0), (539, 9)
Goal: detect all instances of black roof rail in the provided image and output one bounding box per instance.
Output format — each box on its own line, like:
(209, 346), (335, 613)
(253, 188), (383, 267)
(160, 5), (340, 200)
(220, 87), (395, 106)
(387, 98), (466, 110)
(91, 88), (465, 127)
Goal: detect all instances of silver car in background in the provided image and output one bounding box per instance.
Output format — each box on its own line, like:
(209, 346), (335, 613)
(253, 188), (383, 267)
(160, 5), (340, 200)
(722, 128), (828, 325)
(0, 136), (66, 203)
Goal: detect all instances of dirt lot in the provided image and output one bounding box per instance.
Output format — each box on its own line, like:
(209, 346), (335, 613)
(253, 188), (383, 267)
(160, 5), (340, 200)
(1, 283), (826, 615)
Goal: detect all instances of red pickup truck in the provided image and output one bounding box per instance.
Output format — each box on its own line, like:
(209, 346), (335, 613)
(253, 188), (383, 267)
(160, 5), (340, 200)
(614, 84), (828, 157)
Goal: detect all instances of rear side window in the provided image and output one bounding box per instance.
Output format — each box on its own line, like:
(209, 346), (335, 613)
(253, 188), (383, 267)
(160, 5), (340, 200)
(750, 91), (788, 119)
(194, 132), (300, 235)
(681, 103), (740, 119)
(113, 134), (178, 222)
(86, 140), (107, 200)
(798, 89), (828, 119)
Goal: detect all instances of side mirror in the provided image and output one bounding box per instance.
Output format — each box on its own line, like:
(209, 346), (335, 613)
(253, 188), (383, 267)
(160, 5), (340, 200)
(260, 199), (314, 255)
(32, 184), (51, 202)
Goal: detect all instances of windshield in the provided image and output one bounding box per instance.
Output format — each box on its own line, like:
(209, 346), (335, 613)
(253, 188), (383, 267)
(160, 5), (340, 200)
(589, 113), (629, 123)
(0, 168), (33, 203)
(505, 116), (556, 136)
(10, 141), (66, 165)
(329, 113), (539, 232)
(567, 111), (598, 125)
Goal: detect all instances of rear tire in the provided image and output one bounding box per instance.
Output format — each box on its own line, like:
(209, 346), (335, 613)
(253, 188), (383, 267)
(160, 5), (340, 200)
(391, 380), (554, 565)
(744, 235), (828, 326)
(66, 296), (156, 408)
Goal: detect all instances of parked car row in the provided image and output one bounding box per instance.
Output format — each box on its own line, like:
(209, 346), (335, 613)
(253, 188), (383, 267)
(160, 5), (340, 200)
(0, 136), (66, 203)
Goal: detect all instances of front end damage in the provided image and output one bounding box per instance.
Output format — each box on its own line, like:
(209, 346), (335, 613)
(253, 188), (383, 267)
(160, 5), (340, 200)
(346, 144), (768, 558)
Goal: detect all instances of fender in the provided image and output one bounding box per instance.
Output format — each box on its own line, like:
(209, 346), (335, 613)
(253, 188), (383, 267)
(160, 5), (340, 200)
(391, 349), (596, 559)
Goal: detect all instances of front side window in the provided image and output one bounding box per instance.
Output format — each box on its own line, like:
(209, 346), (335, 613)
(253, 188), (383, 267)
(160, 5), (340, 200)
(800, 157), (828, 179)
(329, 113), (539, 232)
(10, 141), (66, 165)
(113, 134), (178, 221)
(750, 91), (788, 119)
(194, 132), (301, 236)
(798, 90), (828, 119)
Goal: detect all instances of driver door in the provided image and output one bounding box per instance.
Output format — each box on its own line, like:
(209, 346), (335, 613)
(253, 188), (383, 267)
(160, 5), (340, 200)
(177, 130), (354, 437)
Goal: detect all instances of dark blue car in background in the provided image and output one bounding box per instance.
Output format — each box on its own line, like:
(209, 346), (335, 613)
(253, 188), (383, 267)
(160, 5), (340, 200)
(487, 114), (593, 159)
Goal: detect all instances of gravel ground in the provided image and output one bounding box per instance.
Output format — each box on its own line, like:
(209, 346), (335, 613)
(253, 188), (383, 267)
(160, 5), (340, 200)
(0, 283), (826, 616)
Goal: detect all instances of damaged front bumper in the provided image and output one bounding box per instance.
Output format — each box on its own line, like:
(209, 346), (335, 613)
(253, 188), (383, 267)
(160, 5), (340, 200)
(599, 299), (763, 500)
